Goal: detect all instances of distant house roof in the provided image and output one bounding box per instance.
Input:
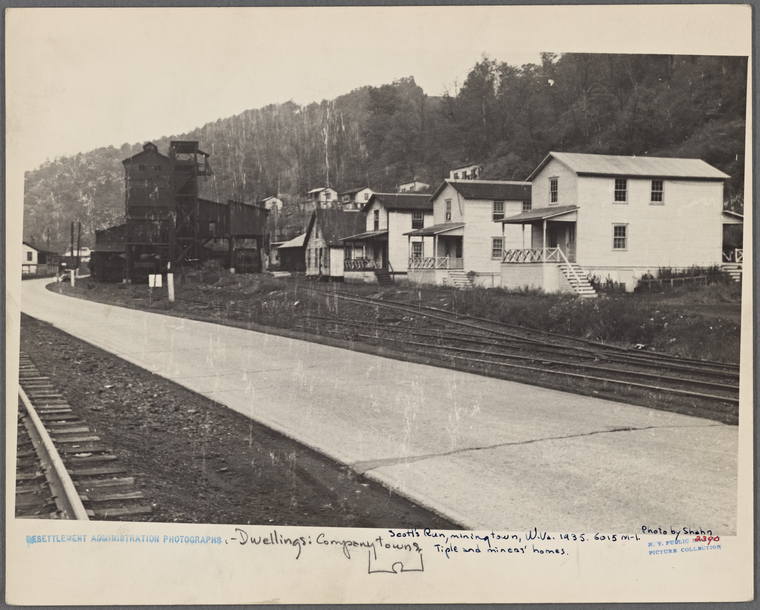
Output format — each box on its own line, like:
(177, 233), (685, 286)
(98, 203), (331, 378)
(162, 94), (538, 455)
(362, 193), (434, 213)
(339, 186), (370, 196)
(528, 152), (730, 181)
(405, 222), (465, 237)
(431, 180), (532, 201)
(91, 243), (126, 253)
(22, 241), (58, 255)
(501, 205), (579, 224)
(308, 187), (335, 194)
(449, 162), (481, 171)
(278, 233), (307, 249)
(306, 209), (366, 247)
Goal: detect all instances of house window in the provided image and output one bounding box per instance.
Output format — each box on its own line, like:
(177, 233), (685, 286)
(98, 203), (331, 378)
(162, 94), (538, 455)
(26, 251), (33, 262)
(373, 210), (380, 231)
(364, 192), (369, 201)
(153, 165), (162, 171)
(454, 172), (459, 180)
(411, 242), (423, 259)
(550, 178), (558, 204)
(491, 237), (503, 259)
(208, 222), (216, 233)
(614, 178), (627, 203)
(651, 180), (664, 203)
(138, 164), (147, 171)
(492, 200), (504, 221)
(445, 199), (452, 220)
(523, 200), (532, 211)
(412, 211), (424, 229)
(613, 225), (628, 250)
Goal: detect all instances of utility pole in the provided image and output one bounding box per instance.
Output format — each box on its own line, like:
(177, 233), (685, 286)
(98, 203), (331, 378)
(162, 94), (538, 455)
(69, 222), (75, 287)
(76, 222), (82, 278)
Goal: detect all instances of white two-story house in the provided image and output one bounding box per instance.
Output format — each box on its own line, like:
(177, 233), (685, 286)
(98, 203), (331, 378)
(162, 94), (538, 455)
(338, 187), (373, 210)
(405, 180), (531, 288)
(500, 152), (735, 295)
(341, 193), (433, 284)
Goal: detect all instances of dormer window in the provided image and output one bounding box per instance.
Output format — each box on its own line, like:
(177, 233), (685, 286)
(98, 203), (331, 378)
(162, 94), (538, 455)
(614, 178), (628, 203)
(549, 178), (558, 204)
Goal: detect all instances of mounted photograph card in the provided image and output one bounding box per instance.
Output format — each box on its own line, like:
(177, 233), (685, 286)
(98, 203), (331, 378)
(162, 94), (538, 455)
(5, 5), (753, 605)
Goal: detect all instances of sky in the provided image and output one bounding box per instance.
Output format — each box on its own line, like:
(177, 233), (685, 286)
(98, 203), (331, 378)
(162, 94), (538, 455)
(6, 5), (751, 173)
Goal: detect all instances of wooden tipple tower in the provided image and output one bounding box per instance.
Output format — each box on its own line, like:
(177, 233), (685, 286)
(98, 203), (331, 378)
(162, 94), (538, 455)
(168, 141), (213, 271)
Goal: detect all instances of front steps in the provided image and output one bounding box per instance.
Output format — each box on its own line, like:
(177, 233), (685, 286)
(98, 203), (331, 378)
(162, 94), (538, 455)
(447, 270), (473, 289)
(374, 270), (394, 286)
(559, 263), (597, 298)
(722, 263), (742, 282)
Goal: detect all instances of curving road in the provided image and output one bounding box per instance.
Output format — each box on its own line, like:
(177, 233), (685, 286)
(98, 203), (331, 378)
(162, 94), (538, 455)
(19, 278), (738, 533)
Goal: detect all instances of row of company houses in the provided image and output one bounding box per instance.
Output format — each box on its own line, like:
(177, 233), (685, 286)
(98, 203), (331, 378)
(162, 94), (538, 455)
(294, 152), (742, 296)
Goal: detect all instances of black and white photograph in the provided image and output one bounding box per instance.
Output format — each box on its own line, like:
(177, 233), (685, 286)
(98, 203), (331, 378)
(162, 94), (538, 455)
(6, 5), (753, 605)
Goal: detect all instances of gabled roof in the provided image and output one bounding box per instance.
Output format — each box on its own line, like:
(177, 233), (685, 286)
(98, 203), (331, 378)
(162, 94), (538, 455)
(527, 152), (730, 181)
(122, 142), (170, 165)
(341, 230), (388, 242)
(362, 193), (433, 213)
(278, 233), (307, 249)
(404, 222), (465, 237)
(501, 205), (579, 224)
(430, 180), (531, 201)
(22, 241), (58, 254)
(308, 187), (336, 194)
(305, 209), (366, 247)
(339, 186), (370, 196)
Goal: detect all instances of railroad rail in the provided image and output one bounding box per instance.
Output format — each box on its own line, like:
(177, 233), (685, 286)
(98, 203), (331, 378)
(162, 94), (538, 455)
(16, 354), (153, 520)
(171, 285), (739, 424)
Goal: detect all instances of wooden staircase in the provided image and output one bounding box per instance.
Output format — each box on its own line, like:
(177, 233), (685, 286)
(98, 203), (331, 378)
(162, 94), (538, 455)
(374, 270), (394, 286)
(559, 262), (597, 298)
(447, 270), (473, 289)
(722, 263), (742, 282)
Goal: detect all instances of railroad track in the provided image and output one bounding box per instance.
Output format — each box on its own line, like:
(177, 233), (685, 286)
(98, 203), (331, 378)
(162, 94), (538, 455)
(16, 354), (153, 520)
(171, 285), (739, 424)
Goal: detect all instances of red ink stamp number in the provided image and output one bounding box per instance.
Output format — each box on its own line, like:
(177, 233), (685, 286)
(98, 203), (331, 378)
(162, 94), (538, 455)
(694, 536), (720, 545)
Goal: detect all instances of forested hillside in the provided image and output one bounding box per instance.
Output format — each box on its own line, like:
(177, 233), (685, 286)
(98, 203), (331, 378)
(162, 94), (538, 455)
(23, 53), (747, 252)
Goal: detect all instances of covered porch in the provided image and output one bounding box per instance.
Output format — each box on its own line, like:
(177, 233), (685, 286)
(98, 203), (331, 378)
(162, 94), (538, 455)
(500, 205), (578, 265)
(499, 206), (595, 297)
(404, 222), (465, 285)
(340, 230), (389, 271)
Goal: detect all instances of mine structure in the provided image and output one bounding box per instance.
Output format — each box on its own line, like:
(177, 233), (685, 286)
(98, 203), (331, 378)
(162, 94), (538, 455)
(91, 141), (268, 283)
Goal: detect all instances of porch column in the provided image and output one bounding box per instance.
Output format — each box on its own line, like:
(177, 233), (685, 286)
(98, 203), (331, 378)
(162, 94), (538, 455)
(542, 220), (547, 262)
(521, 224), (525, 249)
(407, 234), (411, 268)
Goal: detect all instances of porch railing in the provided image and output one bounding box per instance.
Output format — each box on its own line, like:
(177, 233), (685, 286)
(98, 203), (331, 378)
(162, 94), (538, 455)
(723, 248), (743, 264)
(345, 257), (374, 271)
(409, 257), (464, 270)
(502, 248), (560, 263)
